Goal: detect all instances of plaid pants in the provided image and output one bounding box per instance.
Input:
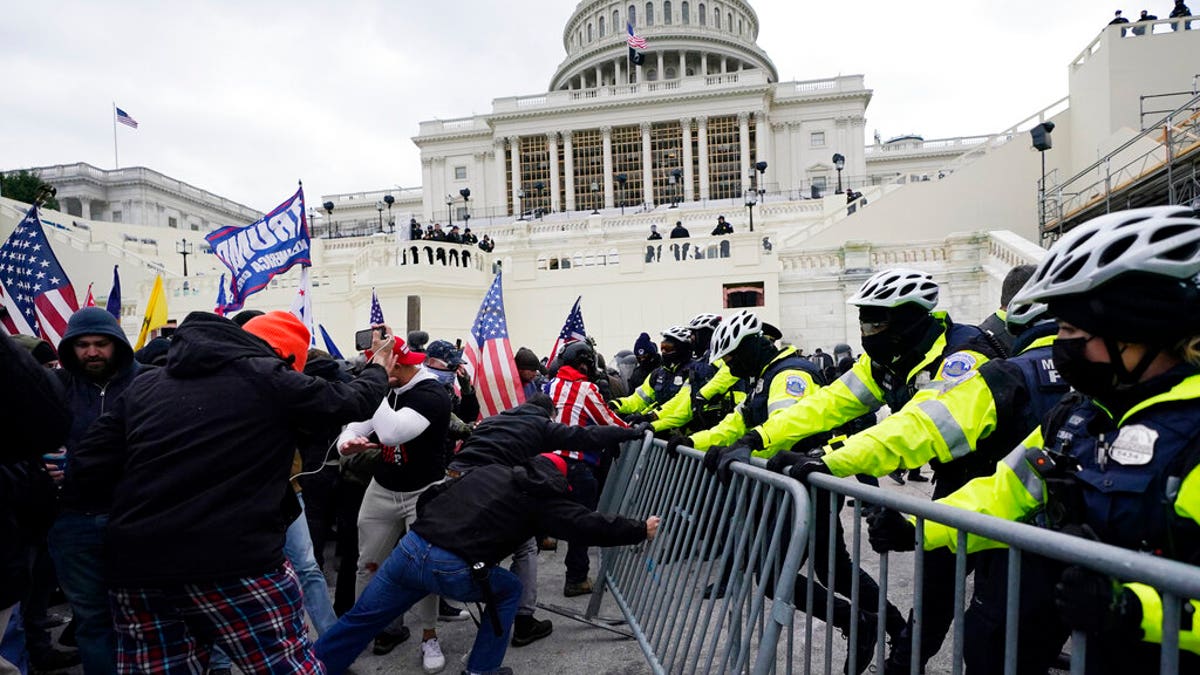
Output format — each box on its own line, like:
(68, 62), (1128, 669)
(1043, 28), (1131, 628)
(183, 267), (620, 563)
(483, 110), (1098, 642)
(110, 562), (324, 674)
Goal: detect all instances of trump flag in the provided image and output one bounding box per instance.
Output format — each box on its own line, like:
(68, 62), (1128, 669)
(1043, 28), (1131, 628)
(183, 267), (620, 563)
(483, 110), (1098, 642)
(207, 187), (310, 313)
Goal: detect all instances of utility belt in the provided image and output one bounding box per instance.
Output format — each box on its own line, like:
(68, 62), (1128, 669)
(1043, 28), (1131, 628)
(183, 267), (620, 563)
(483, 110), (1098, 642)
(469, 562), (504, 636)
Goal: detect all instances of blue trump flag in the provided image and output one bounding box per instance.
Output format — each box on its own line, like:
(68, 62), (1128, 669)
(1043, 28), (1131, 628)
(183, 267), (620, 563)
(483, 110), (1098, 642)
(104, 265), (121, 320)
(206, 187), (310, 313)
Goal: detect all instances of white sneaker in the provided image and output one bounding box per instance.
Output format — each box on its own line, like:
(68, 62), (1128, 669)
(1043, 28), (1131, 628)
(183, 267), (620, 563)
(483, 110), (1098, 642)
(421, 637), (446, 674)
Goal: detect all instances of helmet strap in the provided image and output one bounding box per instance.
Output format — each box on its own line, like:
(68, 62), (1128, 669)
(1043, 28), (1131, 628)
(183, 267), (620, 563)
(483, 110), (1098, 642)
(1102, 337), (1161, 385)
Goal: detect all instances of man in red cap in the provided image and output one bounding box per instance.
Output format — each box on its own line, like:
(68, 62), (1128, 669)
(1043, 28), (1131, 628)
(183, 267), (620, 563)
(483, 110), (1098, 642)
(336, 331), (453, 671)
(61, 311), (396, 674)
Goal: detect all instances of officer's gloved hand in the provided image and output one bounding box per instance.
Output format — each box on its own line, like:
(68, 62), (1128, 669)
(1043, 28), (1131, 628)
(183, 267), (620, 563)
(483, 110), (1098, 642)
(630, 421), (654, 437)
(702, 443), (751, 486)
(607, 399), (621, 412)
(1054, 566), (1143, 638)
(766, 452), (831, 485)
(624, 412), (651, 425)
(866, 508), (916, 553)
(665, 435), (691, 459)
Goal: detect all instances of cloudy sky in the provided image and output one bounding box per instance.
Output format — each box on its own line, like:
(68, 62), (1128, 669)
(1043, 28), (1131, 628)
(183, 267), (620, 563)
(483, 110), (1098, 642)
(2, 0), (1117, 211)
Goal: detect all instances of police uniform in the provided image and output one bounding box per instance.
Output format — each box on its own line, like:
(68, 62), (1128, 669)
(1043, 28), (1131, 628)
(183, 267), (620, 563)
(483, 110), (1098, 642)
(925, 368), (1200, 668)
(651, 359), (743, 434)
(611, 357), (709, 416)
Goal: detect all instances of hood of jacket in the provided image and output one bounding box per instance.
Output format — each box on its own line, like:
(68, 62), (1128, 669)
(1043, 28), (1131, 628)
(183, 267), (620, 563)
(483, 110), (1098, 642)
(165, 312), (282, 378)
(304, 351), (352, 383)
(499, 399), (554, 420)
(512, 457), (571, 497)
(58, 307), (135, 376)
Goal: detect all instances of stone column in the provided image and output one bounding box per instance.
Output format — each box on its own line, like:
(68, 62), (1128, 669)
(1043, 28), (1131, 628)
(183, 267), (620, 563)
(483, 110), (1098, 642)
(679, 51), (686, 78)
(636, 63), (643, 84)
(595, 65), (603, 87)
(681, 118), (694, 202)
(754, 111), (770, 190)
(508, 136), (522, 216)
(697, 117), (710, 200)
(721, 56), (728, 74)
(641, 121), (654, 206)
(563, 130), (576, 211)
(602, 126), (615, 208)
(421, 158), (434, 221)
(472, 151), (487, 219)
(701, 52), (708, 76)
(738, 112), (751, 195)
(547, 132), (561, 213)
(657, 52), (664, 80)
(493, 138), (507, 217)
(615, 57), (623, 85)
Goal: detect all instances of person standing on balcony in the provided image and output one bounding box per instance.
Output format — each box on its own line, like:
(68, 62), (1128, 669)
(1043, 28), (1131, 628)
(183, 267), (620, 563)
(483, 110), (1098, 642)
(1170, 1), (1193, 30)
(670, 221), (691, 260)
(711, 215), (733, 236)
(1132, 9), (1158, 34)
(478, 235), (495, 253)
(1109, 9), (1130, 35)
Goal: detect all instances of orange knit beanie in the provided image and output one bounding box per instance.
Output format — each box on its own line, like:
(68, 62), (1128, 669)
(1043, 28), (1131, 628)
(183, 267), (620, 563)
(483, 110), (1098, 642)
(243, 311), (310, 372)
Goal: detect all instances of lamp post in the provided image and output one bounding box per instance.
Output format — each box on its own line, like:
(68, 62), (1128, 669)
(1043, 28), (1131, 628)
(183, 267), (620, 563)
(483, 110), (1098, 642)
(307, 207), (319, 236)
(376, 201), (384, 232)
(832, 153), (845, 194)
(176, 239), (193, 277)
(534, 181), (545, 219)
(323, 200), (336, 237)
(754, 161), (768, 201)
(383, 194), (395, 233)
(517, 189), (526, 221)
(590, 181), (600, 215)
(446, 195), (455, 226)
(459, 188), (471, 226)
(669, 168), (682, 207)
(615, 173), (627, 216)
(1031, 122), (1055, 231)
(745, 189), (758, 233)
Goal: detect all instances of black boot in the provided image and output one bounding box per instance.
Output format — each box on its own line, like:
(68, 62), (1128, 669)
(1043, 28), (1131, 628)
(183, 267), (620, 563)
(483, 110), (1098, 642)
(831, 604), (878, 675)
(883, 615), (925, 675)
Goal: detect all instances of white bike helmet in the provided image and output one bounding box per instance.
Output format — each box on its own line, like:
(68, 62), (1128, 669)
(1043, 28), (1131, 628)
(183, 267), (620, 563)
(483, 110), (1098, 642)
(709, 310), (763, 361)
(848, 268), (939, 310)
(1011, 206), (1200, 305)
(1004, 300), (1050, 333)
(661, 325), (692, 343)
(687, 313), (723, 330)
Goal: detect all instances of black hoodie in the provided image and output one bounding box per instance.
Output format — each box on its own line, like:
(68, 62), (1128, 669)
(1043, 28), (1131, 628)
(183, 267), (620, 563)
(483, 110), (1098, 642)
(61, 312), (390, 586)
(413, 457), (647, 566)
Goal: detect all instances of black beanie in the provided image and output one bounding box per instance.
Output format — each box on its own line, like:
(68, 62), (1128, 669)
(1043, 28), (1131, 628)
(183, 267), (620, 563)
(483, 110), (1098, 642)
(1049, 272), (1200, 344)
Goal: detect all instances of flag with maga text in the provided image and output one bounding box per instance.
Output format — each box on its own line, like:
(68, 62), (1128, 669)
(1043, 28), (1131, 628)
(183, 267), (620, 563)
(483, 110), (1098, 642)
(206, 187), (310, 313)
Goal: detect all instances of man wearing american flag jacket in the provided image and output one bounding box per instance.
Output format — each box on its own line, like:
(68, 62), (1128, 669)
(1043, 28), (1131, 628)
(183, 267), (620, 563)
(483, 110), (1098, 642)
(544, 340), (629, 597)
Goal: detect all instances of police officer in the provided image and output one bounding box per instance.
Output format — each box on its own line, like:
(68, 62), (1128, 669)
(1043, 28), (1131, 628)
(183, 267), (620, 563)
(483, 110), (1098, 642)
(874, 206), (1200, 672)
(611, 326), (697, 422)
(652, 313), (737, 434)
(710, 268), (1001, 671)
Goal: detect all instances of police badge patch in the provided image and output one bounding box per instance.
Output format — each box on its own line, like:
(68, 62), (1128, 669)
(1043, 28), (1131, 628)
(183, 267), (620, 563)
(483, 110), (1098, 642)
(1107, 424), (1158, 466)
(938, 353), (978, 383)
(785, 375), (807, 396)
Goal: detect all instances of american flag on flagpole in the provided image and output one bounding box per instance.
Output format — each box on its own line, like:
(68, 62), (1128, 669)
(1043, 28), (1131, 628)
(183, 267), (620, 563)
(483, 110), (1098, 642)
(83, 283), (96, 307)
(370, 289), (385, 325)
(464, 272), (525, 418)
(115, 107), (139, 129)
(289, 266), (317, 346)
(546, 296), (587, 366)
(0, 204), (79, 346)
(626, 22), (648, 49)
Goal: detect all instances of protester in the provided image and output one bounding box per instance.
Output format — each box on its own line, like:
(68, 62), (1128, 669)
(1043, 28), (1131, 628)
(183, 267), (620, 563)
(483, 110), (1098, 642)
(629, 332), (660, 389)
(61, 311), (394, 673)
(315, 449), (657, 675)
(514, 347), (548, 399)
(479, 235), (495, 252)
(462, 227), (478, 245)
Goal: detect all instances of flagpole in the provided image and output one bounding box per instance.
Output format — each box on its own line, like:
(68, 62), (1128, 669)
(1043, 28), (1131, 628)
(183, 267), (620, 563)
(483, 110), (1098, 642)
(112, 102), (119, 168)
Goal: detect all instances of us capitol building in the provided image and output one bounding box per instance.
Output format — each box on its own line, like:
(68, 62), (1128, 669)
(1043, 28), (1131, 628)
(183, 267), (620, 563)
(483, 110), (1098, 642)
(4, 2), (1197, 358)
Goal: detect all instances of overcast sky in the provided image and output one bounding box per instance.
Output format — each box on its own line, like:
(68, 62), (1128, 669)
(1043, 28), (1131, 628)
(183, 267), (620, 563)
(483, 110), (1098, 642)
(2, 0), (1119, 211)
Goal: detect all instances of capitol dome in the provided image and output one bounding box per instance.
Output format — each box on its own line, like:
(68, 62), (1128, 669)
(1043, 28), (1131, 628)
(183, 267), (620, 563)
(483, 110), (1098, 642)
(552, 0), (778, 90)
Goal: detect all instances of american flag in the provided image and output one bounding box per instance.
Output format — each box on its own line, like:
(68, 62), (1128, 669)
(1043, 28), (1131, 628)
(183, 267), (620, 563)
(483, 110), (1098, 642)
(0, 205), (79, 346)
(464, 272), (525, 418)
(289, 266), (317, 346)
(116, 106), (138, 129)
(626, 22), (648, 50)
(370, 289), (385, 325)
(546, 296), (587, 366)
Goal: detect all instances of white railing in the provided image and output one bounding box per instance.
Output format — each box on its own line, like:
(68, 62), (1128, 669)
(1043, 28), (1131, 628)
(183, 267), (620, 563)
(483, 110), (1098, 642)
(1072, 17), (1200, 72)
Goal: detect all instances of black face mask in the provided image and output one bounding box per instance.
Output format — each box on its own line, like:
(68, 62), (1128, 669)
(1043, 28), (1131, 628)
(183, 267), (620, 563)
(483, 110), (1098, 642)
(662, 346), (693, 366)
(861, 314), (936, 368)
(1052, 337), (1121, 399)
(725, 336), (775, 379)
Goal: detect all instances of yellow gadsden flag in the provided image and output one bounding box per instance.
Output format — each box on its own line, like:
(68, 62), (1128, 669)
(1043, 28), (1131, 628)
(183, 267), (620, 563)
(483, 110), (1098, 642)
(134, 275), (168, 349)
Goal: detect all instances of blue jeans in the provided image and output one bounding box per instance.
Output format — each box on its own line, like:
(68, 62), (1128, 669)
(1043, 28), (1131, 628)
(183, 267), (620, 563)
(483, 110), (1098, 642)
(315, 531), (521, 675)
(48, 511), (115, 675)
(564, 461), (599, 584)
(211, 496), (336, 670)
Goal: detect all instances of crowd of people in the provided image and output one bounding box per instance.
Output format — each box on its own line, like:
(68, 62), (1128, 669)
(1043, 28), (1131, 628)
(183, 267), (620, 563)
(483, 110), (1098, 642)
(1108, 3), (1193, 32)
(3, 205), (1200, 674)
(408, 220), (495, 253)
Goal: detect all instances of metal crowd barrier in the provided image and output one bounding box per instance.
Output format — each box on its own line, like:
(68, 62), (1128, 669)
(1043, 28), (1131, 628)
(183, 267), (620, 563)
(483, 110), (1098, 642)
(585, 434), (812, 675)
(800, 471), (1200, 675)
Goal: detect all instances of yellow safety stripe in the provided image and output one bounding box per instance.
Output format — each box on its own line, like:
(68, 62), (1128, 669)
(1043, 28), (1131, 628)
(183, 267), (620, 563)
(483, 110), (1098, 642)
(840, 370), (878, 408)
(1003, 442), (1046, 503)
(768, 399), (798, 414)
(916, 398), (970, 459)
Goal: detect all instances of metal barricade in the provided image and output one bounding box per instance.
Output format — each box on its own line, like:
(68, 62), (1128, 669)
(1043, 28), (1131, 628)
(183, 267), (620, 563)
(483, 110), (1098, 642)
(798, 471), (1200, 675)
(585, 435), (812, 675)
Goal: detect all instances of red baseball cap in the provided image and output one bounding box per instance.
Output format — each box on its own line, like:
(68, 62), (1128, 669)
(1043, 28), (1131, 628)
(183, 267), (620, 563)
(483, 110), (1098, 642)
(392, 335), (427, 366)
(539, 453), (569, 477)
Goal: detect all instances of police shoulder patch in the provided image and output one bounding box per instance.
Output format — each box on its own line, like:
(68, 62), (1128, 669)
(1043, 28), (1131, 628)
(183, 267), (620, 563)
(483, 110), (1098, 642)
(938, 352), (978, 383)
(785, 375), (807, 397)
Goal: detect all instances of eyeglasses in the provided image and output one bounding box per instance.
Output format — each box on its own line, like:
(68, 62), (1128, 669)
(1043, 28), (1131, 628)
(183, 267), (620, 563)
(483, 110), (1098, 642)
(859, 321), (889, 337)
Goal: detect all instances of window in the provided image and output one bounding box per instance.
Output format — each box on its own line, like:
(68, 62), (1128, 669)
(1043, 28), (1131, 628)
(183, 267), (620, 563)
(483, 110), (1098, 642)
(682, 1), (689, 23)
(727, 12), (732, 30)
(454, 166), (467, 180)
(723, 282), (765, 308)
(647, 68), (657, 81)
(810, 131), (826, 147)
(168, 216), (178, 229)
(738, 18), (743, 34)
(599, 15), (606, 36)
(665, 67), (676, 79)
(112, 210), (122, 222)
(812, 176), (828, 197)
(587, 23), (593, 41)
(646, 2), (654, 25)
(664, 1), (672, 24)
(629, 4), (636, 25)
(190, 223), (200, 231)
(613, 10), (620, 30)
(713, 8), (720, 28)
(699, 2), (706, 24)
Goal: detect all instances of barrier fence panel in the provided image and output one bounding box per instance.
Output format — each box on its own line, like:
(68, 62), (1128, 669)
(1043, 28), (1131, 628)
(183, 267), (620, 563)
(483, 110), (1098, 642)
(796, 470), (1200, 675)
(586, 436), (812, 675)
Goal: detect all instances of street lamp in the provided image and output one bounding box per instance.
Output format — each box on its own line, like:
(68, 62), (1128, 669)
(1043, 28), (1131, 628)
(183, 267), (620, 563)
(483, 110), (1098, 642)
(323, 200), (336, 237)
(516, 189), (526, 220)
(446, 194), (455, 226)
(669, 168), (682, 208)
(832, 153), (845, 194)
(176, 238), (193, 277)
(383, 194), (395, 233)
(754, 161), (768, 201)
(745, 189), (758, 233)
(615, 173), (628, 216)
(459, 187), (471, 225)
(1031, 122), (1055, 230)
(590, 181), (600, 214)
(376, 201), (385, 232)
(534, 181), (545, 219)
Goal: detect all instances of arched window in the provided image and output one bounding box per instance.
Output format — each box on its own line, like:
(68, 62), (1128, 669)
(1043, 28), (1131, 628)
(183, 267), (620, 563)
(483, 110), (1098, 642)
(682, 1), (690, 23)
(727, 12), (732, 30)
(738, 18), (743, 34)
(587, 23), (593, 41)
(629, 4), (636, 25)
(646, 2), (654, 25)
(666, 67), (676, 79)
(699, 3), (706, 25)
(613, 9), (620, 30)
(647, 68), (658, 81)
(713, 8), (720, 28)
(664, 0), (672, 24)
(599, 15), (606, 37)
